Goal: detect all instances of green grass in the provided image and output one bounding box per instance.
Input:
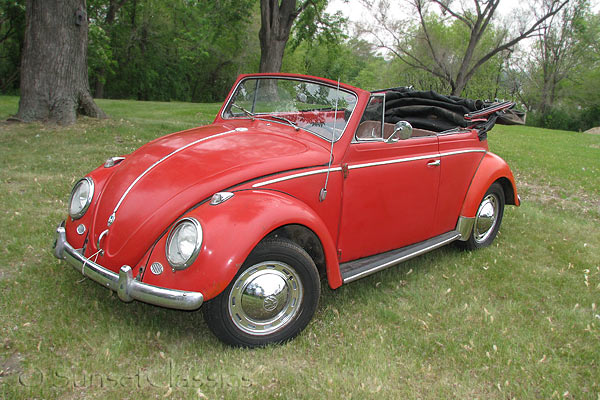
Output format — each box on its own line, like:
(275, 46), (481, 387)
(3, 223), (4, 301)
(1, 97), (598, 399)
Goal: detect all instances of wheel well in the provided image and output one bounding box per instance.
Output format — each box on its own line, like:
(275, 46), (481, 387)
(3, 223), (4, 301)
(495, 177), (516, 205)
(264, 224), (326, 278)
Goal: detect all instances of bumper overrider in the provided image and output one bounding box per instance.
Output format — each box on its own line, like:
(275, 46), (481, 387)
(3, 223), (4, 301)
(53, 221), (203, 311)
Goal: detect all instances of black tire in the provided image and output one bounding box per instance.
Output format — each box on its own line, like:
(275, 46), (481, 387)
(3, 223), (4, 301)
(459, 182), (505, 250)
(203, 238), (320, 347)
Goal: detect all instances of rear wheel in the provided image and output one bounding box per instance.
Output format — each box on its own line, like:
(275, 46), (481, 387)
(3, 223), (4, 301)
(203, 238), (320, 347)
(460, 182), (505, 250)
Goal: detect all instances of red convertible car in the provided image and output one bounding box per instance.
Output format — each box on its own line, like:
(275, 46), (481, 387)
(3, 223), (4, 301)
(54, 73), (520, 347)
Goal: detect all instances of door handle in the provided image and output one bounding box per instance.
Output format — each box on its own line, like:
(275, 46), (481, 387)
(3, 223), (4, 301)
(427, 160), (441, 167)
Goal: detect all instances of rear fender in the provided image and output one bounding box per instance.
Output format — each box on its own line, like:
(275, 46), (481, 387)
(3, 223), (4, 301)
(460, 152), (520, 219)
(142, 190), (341, 300)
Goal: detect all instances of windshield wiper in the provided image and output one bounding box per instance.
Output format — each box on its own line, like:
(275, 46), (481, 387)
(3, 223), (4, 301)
(232, 103), (299, 131)
(265, 115), (300, 131)
(231, 103), (255, 119)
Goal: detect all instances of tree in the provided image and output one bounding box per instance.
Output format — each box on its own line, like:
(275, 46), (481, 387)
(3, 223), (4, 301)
(15, 0), (105, 124)
(362, 0), (569, 96)
(528, 0), (590, 115)
(0, 0), (25, 93)
(87, 0), (128, 98)
(87, 0), (254, 102)
(258, 0), (343, 73)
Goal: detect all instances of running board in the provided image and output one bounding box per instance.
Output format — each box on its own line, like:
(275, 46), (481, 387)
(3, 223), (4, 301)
(340, 231), (461, 284)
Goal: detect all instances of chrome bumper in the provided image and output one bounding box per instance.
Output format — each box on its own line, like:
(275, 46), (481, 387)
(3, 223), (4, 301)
(53, 222), (203, 311)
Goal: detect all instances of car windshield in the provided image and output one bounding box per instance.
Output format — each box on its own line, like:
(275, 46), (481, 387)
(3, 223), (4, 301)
(223, 77), (358, 141)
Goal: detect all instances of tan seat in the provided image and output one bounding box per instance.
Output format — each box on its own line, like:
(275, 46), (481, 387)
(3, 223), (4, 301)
(356, 120), (436, 140)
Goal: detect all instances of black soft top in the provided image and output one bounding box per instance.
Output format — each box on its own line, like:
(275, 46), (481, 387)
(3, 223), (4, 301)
(369, 87), (525, 140)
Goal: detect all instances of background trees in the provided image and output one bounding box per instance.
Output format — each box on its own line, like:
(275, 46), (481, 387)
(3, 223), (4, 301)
(359, 0), (569, 96)
(1, 0), (599, 130)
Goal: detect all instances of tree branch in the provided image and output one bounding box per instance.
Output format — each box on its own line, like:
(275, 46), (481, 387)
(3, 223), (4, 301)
(465, 0), (569, 84)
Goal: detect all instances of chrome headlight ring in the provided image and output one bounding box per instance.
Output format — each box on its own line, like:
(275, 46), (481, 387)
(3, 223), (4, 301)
(165, 217), (203, 270)
(68, 177), (94, 220)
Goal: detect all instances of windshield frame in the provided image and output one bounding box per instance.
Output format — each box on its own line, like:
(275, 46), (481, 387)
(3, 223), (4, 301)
(220, 75), (359, 143)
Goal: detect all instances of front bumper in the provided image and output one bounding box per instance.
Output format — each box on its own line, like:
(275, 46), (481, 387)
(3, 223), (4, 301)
(53, 221), (203, 311)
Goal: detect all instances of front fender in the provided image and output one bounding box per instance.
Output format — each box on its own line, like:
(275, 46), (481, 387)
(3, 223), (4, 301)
(460, 152), (520, 219)
(141, 189), (341, 301)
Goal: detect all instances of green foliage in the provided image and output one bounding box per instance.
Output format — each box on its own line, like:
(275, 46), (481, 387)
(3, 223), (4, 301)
(527, 105), (600, 132)
(288, 0), (347, 50)
(283, 38), (379, 86)
(0, 0), (24, 94)
(88, 0), (255, 102)
(517, 3), (600, 131)
(408, 14), (510, 99)
(87, 24), (115, 85)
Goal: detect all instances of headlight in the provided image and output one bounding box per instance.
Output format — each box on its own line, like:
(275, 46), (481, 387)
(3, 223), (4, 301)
(165, 218), (203, 270)
(69, 177), (94, 220)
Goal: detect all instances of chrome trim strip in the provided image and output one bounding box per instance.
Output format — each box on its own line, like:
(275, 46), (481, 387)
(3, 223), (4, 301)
(342, 233), (461, 284)
(349, 149), (485, 170)
(439, 149), (487, 157)
(251, 149), (485, 188)
(348, 154), (433, 170)
(53, 222), (204, 310)
(252, 167), (342, 188)
(110, 129), (238, 223)
(455, 216), (475, 241)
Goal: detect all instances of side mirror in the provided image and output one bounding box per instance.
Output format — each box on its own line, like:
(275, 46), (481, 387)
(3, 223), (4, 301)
(386, 120), (413, 143)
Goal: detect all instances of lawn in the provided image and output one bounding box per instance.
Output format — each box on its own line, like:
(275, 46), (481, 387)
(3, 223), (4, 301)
(0, 96), (598, 399)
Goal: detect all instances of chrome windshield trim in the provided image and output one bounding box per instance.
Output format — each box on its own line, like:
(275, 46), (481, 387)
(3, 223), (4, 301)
(109, 128), (239, 225)
(221, 76), (358, 143)
(53, 222), (204, 310)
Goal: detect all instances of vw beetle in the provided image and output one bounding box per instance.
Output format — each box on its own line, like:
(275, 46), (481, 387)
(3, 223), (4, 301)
(54, 73), (520, 347)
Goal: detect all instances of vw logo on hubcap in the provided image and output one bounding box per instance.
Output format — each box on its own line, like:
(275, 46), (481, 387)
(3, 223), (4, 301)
(263, 295), (278, 312)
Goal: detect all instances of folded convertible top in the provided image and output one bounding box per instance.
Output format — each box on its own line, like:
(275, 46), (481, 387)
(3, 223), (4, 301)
(370, 87), (525, 140)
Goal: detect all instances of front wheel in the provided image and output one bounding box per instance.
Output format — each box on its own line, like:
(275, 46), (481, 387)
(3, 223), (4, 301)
(460, 182), (505, 250)
(203, 238), (320, 347)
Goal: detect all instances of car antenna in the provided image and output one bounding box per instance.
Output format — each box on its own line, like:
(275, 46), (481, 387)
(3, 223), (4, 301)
(319, 78), (340, 202)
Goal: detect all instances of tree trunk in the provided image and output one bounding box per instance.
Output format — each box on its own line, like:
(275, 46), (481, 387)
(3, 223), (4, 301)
(258, 0), (297, 73)
(94, 67), (106, 98)
(259, 32), (288, 73)
(15, 0), (106, 125)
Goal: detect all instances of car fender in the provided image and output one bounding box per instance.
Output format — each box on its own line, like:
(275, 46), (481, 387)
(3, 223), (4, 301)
(142, 189), (342, 301)
(460, 152), (520, 219)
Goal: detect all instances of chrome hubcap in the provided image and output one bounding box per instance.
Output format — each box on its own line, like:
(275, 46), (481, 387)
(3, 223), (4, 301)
(474, 194), (499, 243)
(228, 261), (303, 335)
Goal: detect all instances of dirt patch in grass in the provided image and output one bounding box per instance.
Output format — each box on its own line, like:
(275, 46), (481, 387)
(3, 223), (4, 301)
(0, 350), (23, 379)
(584, 127), (600, 135)
(518, 180), (600, 217)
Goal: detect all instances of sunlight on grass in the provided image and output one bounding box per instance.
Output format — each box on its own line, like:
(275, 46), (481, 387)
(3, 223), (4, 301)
(0, 97), (598, 399)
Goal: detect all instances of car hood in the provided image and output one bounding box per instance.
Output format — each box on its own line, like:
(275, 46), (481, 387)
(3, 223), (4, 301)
(89, 123), (330, 268)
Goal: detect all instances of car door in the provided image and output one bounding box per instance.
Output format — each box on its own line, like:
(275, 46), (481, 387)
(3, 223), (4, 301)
(336, 95), (441, 262)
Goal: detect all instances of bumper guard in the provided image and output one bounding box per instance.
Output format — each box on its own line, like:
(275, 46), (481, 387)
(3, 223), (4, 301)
(53, 222), (203, 311)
